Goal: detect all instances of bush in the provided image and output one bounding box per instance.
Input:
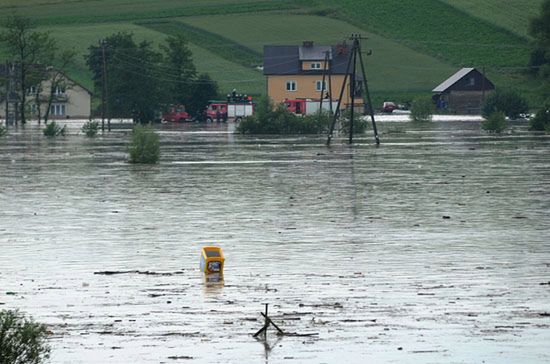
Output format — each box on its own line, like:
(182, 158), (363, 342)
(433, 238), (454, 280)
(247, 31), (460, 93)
(43, 121), (66, 137)
(0, 124), (7, 137)
(481, 111), (508, 133)
(0, 309), (50, 364)
(81, 121), (99, 137)
(410, 96), (433, 122)
(339, 109), (368, 135)
(128, 123), (160, 164)
(529, 102), (550, 132)
(237, 97), (331, 135)
(481, 88), (529, 119)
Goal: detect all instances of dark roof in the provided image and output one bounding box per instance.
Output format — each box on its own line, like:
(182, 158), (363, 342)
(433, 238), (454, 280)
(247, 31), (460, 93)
(263, 44), (352, 75)
(433, 68), (495, 93)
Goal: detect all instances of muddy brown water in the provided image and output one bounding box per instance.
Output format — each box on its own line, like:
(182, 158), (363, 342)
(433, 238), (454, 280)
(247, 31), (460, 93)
(0, 121), (549, 363)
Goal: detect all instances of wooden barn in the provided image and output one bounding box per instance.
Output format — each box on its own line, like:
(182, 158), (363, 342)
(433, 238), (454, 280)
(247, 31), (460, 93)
(432, 68), (495, 114)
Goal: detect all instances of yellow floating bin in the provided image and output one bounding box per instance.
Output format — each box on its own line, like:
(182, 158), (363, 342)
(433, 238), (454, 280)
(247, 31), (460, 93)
(200, 246), (225, 274)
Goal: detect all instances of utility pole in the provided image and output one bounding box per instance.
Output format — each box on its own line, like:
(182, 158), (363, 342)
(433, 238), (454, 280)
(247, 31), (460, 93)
(4, 62), (8, 129)
(481, 66), (486, 109)
(319, 50), (330, 114)
(357, 38), (380, 145)
(101, 40), (110, 132)
(327, 34), (379, 146)
(349, 41), (358, 144)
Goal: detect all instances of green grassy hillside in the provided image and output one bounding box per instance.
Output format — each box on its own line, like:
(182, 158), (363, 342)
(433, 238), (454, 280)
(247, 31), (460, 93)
(2, 0), (299, 25)
(440, 0), (544, 38)
(177, 14), (454, 93)
(319, 0), (529, 67)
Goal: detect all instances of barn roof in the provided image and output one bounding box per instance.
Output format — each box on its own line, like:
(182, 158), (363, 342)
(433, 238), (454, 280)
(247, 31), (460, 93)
(432, 67), (475, 92)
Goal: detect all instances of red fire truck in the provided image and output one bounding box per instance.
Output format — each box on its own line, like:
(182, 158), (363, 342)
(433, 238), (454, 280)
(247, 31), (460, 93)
(162, 105), (190, 122)
(204, 95), (254, 122)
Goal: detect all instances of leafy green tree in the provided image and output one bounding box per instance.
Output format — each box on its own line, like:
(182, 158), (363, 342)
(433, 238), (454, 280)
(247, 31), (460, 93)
(481, 111), (507, 133)
(410, 96), (433, 122)
(187, 73), (219, 117)
(481, 88), (528, 119)
(0, 309), (50, 364)
(41, 49), (76, 124)
(0, 14), (55, 124)
(529, 102), (550, 132)
(85, 32), (164, 123)
(161, 35), (196, 105)
(529, 0), (550, 100)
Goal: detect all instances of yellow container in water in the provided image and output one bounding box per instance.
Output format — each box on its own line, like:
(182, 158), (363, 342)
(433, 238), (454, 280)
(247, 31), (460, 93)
(200, 246), (225, 274)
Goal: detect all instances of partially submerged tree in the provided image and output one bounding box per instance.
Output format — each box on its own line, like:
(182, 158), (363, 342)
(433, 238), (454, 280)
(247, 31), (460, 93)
(0, 309), (50, 364)
(529, 102), (550, 132)
(86, 32), (219, 123)
(481, 88), (528, 119)
(86, 32), (165, 123)
(86, 32), (163, 122)
(187, 73), (219, 117)
(410, 96), (433, 122)
(161, 35), (196, 105)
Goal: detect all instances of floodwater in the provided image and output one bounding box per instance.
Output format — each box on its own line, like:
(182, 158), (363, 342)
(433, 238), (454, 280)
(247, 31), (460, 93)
(0, 120), (549, 364)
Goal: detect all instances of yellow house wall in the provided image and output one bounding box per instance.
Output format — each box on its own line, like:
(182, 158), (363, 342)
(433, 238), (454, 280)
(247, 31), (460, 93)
(267, 75), (362, 106)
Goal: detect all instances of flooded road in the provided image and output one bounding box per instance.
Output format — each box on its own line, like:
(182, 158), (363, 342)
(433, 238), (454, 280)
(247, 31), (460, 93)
(1, 121), (549, 363)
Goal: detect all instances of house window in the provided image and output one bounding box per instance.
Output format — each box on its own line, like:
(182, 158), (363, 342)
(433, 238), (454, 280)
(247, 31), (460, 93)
(286, 81), (297, 92)
(50, 104), (66, 116)
(30, 104), (37, 115)
(469, 77), (475, 86)
(54, 86), (65, 96)
(315, 80), (326, 92)
(311, 62), (321, 69)
(28, 85), (37, 95)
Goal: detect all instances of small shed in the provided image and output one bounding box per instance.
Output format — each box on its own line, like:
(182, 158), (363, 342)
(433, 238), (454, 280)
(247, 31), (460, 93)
(432, 68), (495, 114)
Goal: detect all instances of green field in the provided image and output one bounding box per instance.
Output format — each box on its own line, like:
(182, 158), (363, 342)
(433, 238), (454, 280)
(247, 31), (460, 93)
(319, 0), (530, 67)
(440, 0), (544, 38)
(178, 14), (455, 93)
(0, 0), (543, 105)
(1, 0), (299, 25)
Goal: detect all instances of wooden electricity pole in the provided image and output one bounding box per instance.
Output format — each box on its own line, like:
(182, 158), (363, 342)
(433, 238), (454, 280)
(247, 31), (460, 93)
(327, 34), (379, 146)
(318, 50), (329, 114)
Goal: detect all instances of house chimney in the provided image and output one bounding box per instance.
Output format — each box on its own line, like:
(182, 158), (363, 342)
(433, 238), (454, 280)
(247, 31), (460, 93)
(303, 41), (314, 48)
(336, 42), (348, 55)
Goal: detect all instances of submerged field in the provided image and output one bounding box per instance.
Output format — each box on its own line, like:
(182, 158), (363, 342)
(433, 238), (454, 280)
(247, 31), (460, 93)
(0, 121), (549, 363)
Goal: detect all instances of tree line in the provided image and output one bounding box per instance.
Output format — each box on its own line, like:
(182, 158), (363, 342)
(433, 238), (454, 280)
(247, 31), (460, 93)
(0, 14), (219, 125)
